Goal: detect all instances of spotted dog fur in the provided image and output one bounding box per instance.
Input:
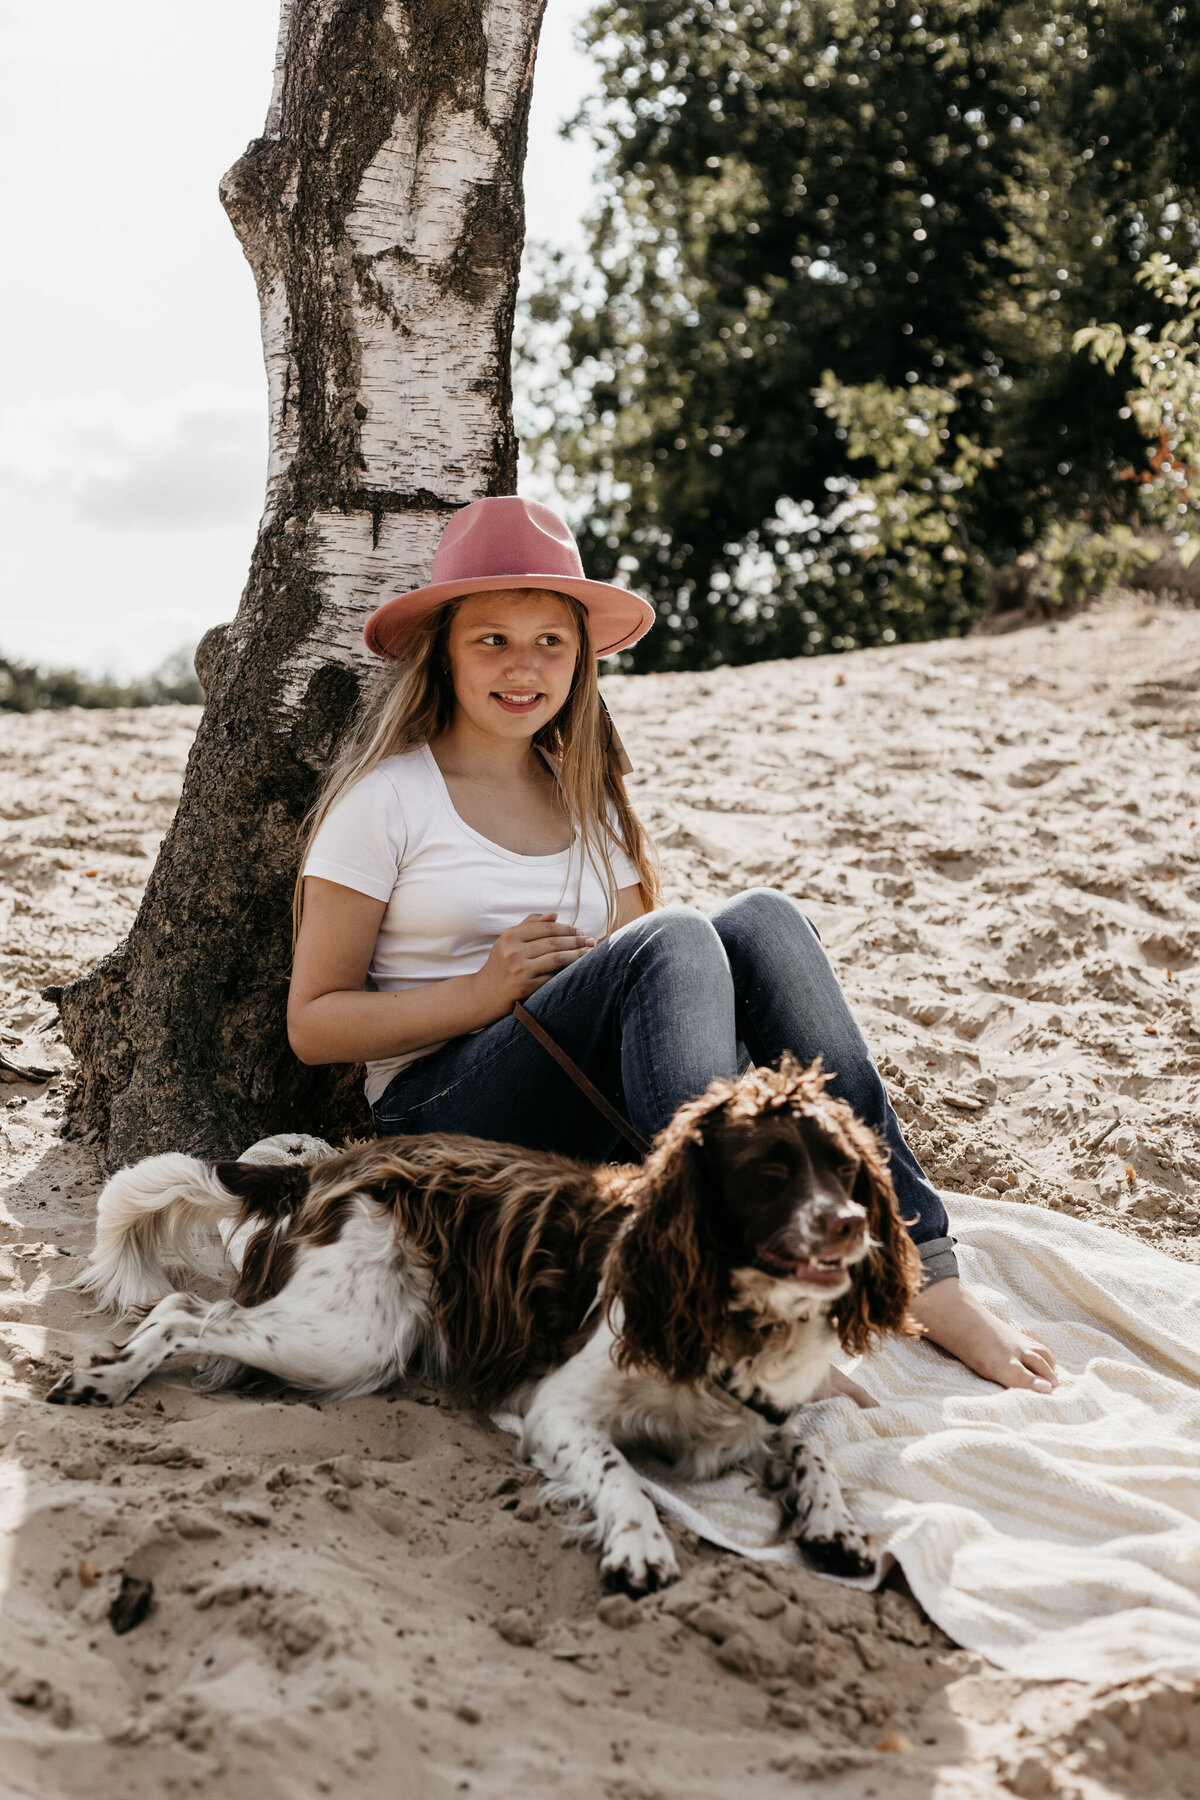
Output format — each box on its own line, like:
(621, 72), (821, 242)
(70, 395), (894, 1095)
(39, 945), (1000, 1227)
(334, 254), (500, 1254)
(49, 1058), (920, 1592)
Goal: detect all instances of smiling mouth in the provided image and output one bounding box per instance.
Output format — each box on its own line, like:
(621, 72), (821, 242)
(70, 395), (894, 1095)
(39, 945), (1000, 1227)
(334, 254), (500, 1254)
(754, 1245), (857, 1286)
(492, 691), (543, 713)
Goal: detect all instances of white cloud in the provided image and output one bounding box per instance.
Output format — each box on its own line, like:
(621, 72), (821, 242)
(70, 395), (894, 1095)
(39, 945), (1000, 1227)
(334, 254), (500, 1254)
(523, 0), (600, 255)
(0, 483), (260, 681)
(0, 383), (265, 529)
(0, 2), (602, 675)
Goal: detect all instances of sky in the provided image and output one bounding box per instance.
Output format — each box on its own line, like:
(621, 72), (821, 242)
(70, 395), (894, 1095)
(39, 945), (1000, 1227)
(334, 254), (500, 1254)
(0, 1), (599, 679)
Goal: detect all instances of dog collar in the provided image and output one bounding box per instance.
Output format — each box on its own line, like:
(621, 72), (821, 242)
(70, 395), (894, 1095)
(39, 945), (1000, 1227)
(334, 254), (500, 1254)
(713, 1367), (795, 1428)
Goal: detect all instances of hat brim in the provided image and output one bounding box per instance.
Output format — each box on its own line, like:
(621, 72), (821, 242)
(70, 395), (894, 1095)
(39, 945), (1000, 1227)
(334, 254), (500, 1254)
(363, 574), (656, 660)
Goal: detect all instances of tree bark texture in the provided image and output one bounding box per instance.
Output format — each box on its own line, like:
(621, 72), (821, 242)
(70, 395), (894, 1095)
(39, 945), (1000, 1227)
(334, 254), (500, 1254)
(58, 0), (546, 1169)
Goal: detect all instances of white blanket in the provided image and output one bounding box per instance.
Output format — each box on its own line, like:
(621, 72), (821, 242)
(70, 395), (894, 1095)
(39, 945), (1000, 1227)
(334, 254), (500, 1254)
(621, 1194), (1200, 1684)
(238, 1143), (1200, 1683)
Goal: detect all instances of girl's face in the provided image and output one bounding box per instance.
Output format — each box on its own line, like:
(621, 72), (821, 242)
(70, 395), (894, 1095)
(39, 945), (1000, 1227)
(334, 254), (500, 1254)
(443, 589), (580, 742)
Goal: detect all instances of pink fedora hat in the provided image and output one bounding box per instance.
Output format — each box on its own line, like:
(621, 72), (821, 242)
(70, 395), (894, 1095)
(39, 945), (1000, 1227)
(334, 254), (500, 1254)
(363, 496), (655, 659)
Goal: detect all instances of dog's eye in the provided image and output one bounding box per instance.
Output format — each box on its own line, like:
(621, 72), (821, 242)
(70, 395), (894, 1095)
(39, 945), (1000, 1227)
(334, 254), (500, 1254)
(754, 1161), (792, 1184)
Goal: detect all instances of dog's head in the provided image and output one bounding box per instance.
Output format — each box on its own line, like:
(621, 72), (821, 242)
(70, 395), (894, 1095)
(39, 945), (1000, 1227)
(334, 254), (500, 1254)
(607, 1055), (923, 1383)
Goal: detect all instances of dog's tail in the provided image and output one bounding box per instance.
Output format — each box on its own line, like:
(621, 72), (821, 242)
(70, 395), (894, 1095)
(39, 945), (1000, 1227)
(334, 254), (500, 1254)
(77, 1154), (256, 1317)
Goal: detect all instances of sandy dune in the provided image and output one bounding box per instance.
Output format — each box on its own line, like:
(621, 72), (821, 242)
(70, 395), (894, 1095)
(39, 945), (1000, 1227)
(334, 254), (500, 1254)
(2, 599), (1199, 1798)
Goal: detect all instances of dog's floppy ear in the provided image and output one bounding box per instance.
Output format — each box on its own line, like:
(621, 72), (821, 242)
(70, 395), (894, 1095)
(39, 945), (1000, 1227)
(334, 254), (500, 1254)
(830, 1114), (923, 1356)
(606, 1099), (730, 1385)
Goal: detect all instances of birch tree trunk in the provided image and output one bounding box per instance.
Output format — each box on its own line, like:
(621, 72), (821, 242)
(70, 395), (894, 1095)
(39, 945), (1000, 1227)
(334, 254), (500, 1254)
(57, 0), (546, 1170)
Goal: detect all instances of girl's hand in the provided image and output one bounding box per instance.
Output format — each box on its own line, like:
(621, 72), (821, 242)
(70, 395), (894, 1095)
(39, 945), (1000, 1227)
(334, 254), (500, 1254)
(473, 913), (594, 1011)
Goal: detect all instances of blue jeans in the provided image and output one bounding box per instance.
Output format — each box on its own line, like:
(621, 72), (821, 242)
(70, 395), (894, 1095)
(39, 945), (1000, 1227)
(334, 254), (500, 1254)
(373, 890), (957, 1283)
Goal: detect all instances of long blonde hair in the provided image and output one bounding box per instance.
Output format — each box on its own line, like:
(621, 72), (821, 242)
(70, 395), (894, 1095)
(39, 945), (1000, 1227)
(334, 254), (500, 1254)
(292, 592), (660, 944)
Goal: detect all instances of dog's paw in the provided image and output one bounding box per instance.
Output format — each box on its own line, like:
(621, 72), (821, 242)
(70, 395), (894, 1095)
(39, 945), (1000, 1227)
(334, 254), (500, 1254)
(46, 1370), (112, 1407)
(799, 1530), (877, 1582)
(599, 1521), (678, 1597)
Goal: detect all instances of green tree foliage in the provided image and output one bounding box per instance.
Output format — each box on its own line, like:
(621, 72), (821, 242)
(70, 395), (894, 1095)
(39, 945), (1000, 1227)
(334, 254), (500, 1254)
(0, 648), (204, 712)
(522, 0), (1200, 667)
(1075, 253), (1200, 562)
(808, 371), (1000, 638)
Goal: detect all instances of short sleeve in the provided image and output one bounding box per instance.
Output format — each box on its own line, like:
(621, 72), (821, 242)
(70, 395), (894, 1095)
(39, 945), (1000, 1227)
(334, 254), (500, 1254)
(606, 804), (640, 890)
(304, 767), (408, 903)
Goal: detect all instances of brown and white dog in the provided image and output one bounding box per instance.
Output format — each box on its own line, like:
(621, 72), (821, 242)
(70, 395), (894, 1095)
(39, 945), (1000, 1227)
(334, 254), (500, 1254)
(49, 1057), (920, 1593)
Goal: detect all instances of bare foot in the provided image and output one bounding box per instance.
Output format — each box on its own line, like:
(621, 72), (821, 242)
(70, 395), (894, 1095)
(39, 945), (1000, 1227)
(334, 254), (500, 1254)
(812, 1365), (879, 1410)
(910, 1277), (1057, 1393)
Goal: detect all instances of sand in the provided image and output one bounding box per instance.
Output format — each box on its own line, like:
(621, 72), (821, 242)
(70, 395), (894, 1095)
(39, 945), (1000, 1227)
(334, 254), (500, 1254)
(2, 597), (1199, 1799)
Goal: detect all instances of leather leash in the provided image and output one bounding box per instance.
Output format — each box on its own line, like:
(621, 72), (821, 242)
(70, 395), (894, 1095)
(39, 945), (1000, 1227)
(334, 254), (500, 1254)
(516, 1009), (794, 1425)
(513, 1002), (650, 1157)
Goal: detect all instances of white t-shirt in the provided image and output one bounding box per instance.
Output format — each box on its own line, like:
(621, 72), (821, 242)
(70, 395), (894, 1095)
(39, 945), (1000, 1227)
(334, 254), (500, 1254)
(303, 743), (640, 1104)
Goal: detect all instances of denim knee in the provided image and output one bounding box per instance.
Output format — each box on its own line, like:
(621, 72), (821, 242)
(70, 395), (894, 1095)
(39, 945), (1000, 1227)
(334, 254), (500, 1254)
(710, 887), (821, 952)
(637, 904), (729, 964)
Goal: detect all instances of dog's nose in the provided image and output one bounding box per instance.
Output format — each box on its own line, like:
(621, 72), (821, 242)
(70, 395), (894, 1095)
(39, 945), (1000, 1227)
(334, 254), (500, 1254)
(816, 1200), (867, 1255)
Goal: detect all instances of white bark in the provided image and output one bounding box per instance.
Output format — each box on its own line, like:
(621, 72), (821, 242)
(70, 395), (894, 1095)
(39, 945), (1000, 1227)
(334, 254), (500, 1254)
(226, 0), (546, 717)
(60, 0), (548, 1167)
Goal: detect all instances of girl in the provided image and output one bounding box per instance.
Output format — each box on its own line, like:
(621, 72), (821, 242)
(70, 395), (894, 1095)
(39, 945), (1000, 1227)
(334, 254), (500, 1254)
(288, 497), (1056, 1396)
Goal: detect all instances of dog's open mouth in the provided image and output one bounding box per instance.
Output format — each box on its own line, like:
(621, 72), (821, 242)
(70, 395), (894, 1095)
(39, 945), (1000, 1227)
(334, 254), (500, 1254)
(754, 1245), (855, 1285)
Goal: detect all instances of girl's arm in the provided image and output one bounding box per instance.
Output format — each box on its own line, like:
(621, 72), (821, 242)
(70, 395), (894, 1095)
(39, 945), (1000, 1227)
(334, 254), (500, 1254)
(288, 877), (594, 1066)
(614, 885), (647, 929)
